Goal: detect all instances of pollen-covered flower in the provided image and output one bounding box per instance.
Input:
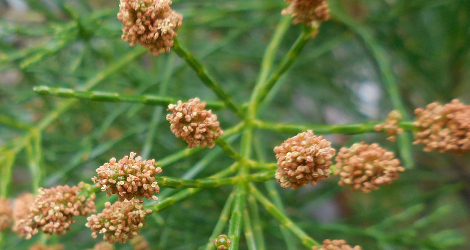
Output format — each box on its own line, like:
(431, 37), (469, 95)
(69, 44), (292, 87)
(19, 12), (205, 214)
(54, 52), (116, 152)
(16, 183), (96, 239)
(413, 99), (470, 153)
(274, 130), (335, 190)
(11, 193), (35, 236)
(374, 110), (404, 142)
(117, 0), (183, 56)
(312, 239), (361, 250)
(335, 142), (405, 193)
(166, 98), (223, 149)
(86, 198), (151, 244)
(282, 0), (330, 26)
(92, 152), (162, 201)
(0, 197), (12, 231)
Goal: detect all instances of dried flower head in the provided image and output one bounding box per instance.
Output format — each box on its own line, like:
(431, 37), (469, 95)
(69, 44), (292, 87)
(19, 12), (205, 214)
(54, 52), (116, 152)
(413, 99), (470, 153)
(312, 239), (361, 250)
(374, 110), (404, 142)
(92, 152), (162, 201)
(166, 98), (224, 148)
(0, 197), (12, 231)
(274, 130), (336, 190)
(117, 0), (183, 56)
(335, 142), (405, 193)
(282, 0), (330, 26)
(16, 183), (96, 239)
(29, 242), (65, 250)
(86, 198), (151, 244)
(12, 193), (35, 236)
(90, 242), (115, 250)
(130, 235), (150, 250)
(214, 234), (231, 250)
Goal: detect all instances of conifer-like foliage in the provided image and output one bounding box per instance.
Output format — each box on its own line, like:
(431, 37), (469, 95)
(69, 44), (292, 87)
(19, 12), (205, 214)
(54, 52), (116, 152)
(1, 0), (470, 249)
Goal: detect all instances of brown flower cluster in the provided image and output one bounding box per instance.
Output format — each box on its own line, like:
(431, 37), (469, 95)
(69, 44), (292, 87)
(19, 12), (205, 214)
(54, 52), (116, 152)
(130, 235), (150, 250)
(413, 99), (470, 153)
(90, 242), (115, 250)
(29, 242), (64, 250)
(15, 183), (96, 239)
(166, 98), (224, 148)
(274, 130), (336, 190)
(0, 197), (12, 231)
(335, 142), (405, 193)
(92, 152), (162, 201)
(282, 0), (330, 26)
(11, 193), (35, 236)
(374, 110), (404, 142)
(312, 239), (361, 250)
(117, 0), (183, 56)
(86, 198), (151, 244)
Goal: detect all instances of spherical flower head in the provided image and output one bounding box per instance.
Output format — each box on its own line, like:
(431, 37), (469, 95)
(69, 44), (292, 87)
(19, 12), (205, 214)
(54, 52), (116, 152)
(274, 130), (336, 190)
(92, 152), (163, 202)
(374, 110), (404, 142)
(166, 98), (224, 149)
(335, 142), (405, 193)
(16, 183), (96, 239)
(117, 0), (183, 57)
(413, 99), (470, 153)
(11, 193), (35, 237)
(214, 234), (231, 250)
(282, 0), (330, 26)
(0, 197), (12, 231)
(312, 239), (361, 250)
(86, 198), (151, 244)
(29, 242), (65, 250)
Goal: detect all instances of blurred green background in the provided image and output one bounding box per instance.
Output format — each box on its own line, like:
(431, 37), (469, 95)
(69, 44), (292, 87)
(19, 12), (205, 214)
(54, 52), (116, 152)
(1, 0), (470, 249)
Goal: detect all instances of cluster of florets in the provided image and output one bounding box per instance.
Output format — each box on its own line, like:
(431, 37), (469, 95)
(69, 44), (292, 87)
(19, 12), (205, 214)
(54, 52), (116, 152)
(374, 110), (404, 142)
(312, 239), (361, 250)
(214, 234), (231, 250)
(92, 152), (162, 201)
(86, 198), (151, 244)
(274, 130), (336, 190)
(0, 197), (12, 231)
(15, 183), (96, 239)
(166, 98), (224, 148)
(117, 0), (183, 56)
(282, 0), (330, 26)
(413, 99), (470, 153)
(11, 193), (35, 236)
(335, 142), (405, 193)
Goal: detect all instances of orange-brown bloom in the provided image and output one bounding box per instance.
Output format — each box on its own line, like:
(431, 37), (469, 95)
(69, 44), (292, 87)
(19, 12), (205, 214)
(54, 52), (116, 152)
(166, 98), (223, 149)
(282, 0), (330, 26)
(130, 235), (150, 250)
(0, 197), (12, 231)
(274, 130), (335, 190)
(374, 110), (404, 142)
(312, 239), (361, 250)
(86, 198), (151, 244)
(413, 99), (470, 153)
(117, 0), (183, 56)
(90, 242), (115, 250)
(11, 193), (35, 236)
(92, 152), (162, 201)
(29, 242), (64, 250)
(335, 142), (404, 192)
(15, 183), (96, 239)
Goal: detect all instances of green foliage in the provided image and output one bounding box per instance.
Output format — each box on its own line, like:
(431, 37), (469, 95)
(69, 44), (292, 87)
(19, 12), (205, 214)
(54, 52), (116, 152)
(1, 0), (470, 249)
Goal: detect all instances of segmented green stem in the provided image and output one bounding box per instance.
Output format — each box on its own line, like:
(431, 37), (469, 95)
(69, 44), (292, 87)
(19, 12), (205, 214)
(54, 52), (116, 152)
(248, 24), (318, 119)
(216, 138), (243, 161)
(172, 39), (245, 119)
(33, 86), (225, 109)
(255, 119), (416, 134)
(243, 206), (257, 250)
(203, 191), (236, 250)
(248, 184), (320, 248)
(228, 185), (247, 250)
(155, 170), (275, 188)
(247, 195), (266, 250)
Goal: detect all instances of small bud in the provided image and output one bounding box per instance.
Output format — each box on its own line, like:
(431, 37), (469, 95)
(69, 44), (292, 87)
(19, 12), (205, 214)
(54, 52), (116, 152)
(282, 0), (330, 26)
(374, 110), (404, 142)
(214, 234), (231, 250)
